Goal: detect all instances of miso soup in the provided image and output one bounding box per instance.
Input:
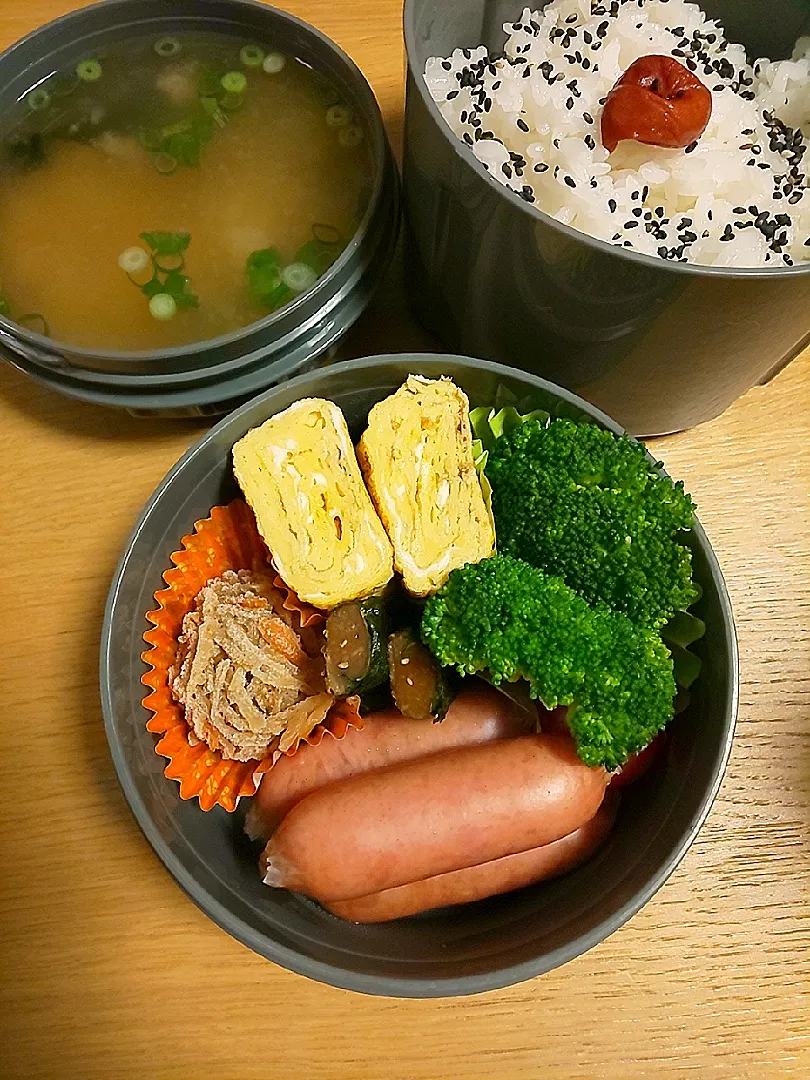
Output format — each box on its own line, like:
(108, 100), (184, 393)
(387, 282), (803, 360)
(0, 32), (373, 351)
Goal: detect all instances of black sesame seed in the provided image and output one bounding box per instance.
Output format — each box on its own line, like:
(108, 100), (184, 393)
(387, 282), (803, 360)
(564, 175), (577, 188)
(516, 118), (530, 132)
(608, 198), (617, 213)
(624, 220), (639, 229)
(583, 112), (594, 125)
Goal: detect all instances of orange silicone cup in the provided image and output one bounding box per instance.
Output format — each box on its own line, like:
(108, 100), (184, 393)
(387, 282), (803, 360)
(141, 499), (362, 812)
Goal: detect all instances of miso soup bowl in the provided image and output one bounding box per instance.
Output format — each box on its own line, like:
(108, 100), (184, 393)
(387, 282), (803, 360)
(101, 353), (738, 997)
(0, 0), (400, 416)
(403, 0), (810, 436)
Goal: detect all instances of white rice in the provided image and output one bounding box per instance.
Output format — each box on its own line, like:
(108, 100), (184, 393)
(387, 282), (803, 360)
(424, 0), (810, 266)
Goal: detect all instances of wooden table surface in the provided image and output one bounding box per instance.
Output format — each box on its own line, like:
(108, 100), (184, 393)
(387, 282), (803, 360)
(2, 2), (809, 1078)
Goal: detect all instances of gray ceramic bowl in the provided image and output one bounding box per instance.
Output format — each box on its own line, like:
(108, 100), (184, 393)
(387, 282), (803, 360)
(403, 0), (810, 436)
(0, 0), (400, 415)
(101, 353), (738, 996)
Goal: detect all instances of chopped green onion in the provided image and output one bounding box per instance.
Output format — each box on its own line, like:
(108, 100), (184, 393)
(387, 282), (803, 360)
(141, 277), (164, 299)
(118, 246), (151, 274)
(338, 124), (364, 147)
(139, 130), (163, 153)
(220, 91), (244, 112)
(160, 120), (193, 139)
(314, 79), (342, 109)
(246, 247), (283, 302)
(220, 71), (247, 95)
(262, 51), (286, 74)
(325, 104), (352, 128)
(162, 270), (199, 309)
(153, 252), (185, 273)
(153, 152), (178, 174)
(18, 313), (49, 336)
(77, 59), (102, 83)
(26, 87), (51, 112)
(240, 44), (265, 68)
(295, 238), (340, 275)
(140, 231), (191, 256)
(165, 131), (201, 166)
(312, 223), (342, 245)
(281, 262), (318, 293)
(148, 293), (178, 321)
(154, 37), (182, 58)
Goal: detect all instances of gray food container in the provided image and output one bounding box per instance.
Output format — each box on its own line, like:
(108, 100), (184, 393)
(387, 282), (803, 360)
(0, 0), (400, 415)
(403, 0), (810, 435)
(101, 353), (738, 996)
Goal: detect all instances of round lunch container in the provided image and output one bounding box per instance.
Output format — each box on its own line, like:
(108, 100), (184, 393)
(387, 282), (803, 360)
(402, 0), (810, 436)
(101, 353), (738, 997)
(0, 0), (400, 416)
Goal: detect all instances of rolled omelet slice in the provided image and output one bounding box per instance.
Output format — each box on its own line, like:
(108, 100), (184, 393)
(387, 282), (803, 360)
(233, 399), (394, 609)
(357, 376), (495, 596)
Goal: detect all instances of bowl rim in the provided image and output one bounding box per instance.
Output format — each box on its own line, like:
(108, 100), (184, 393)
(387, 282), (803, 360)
(100, 352), (740, 997)
(0, 0), (390, 364)
(401, 0), (810, 282)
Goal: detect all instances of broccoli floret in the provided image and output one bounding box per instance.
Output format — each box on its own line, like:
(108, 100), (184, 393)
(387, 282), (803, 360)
(421, 555), (676, 770)
(485, 418), (697, 628)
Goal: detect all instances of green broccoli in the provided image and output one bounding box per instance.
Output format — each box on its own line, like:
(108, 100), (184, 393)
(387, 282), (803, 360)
(485, 418), (697, 628)
(421, 555), (676, 770)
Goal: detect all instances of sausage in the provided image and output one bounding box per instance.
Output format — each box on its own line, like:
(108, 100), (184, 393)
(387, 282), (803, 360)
(610, 731), (666, 789)
(260, 734), (608, 902)
(245, 686), (532, 840)
(325, 799), (617, 923)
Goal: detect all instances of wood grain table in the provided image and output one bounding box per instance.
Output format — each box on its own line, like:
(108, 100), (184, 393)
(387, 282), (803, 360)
(1, 2), (809, 1077)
